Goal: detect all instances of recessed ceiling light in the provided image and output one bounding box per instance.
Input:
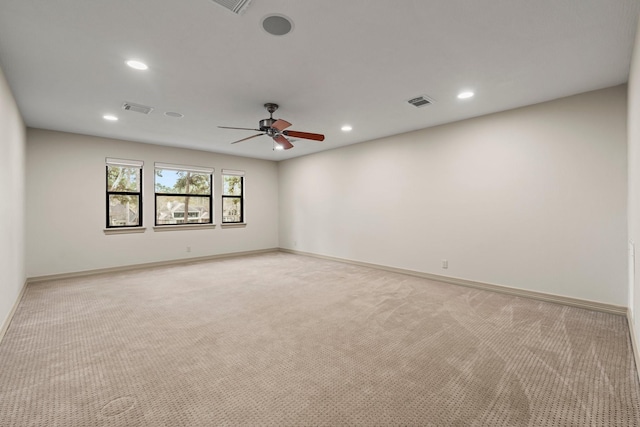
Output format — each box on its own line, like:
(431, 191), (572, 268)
(341, 125), (353, 132)
(126, 60), (148, 70)
(274, 144), (284, 150)
(164, 111), (184, 118)
(103, 114), (118, 121)
(457, 91), (474, 99)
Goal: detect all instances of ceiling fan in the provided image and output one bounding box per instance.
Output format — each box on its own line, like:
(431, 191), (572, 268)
(219, 103), (325, 150)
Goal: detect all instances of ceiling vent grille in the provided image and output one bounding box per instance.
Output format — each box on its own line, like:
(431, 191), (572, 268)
(123, 102), (153, 115)
(407, 95), (434, 108)
(210, 0), (253, 14)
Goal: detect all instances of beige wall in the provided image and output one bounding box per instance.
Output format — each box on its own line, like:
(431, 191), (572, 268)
(26, 129), (279, 277)
(279, 86), (628, 305)
(628, 18), (640, 344)
(0, 65), (26, 331)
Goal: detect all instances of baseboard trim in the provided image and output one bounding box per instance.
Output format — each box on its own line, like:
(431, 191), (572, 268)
(27, 248), (279, 284)
(25, 247), (627, 317)
(280, 248), (628, 316)
(0, 279), (28, 345)
(628, 311), (640, 382)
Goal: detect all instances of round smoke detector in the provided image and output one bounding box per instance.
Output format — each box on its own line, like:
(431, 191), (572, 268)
(262, 14), (293, 36)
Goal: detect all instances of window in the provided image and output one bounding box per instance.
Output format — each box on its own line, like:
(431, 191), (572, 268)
(106, 158), (143, 228)
(155, 163), (213, 226)
(222, 169), (244, 223)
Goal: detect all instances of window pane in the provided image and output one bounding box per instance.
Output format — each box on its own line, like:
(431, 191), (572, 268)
(108, 195), (140, 226)
(156, 196), (211, 225)
(155, 169), (211, 195)
(107, 166), (140, 192)
(223, 197), (242, 222)
(223, 175), (242, 196)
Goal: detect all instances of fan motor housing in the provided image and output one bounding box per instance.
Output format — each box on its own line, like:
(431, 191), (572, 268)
(259, 118), (276, 130)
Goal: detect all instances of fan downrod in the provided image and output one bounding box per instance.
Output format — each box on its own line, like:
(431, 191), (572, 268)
(259, 103), (279, 131)
(264, 103), (279, 116)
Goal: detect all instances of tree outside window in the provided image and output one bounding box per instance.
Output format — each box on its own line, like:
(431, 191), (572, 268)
(155, 164), (213, 226)
(222, 171), (244, 223)
(106, 159), (142, 227)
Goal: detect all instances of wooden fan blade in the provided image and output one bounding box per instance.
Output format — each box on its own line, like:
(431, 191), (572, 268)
(219, 126), (262, 131)
(283, 130), (325, 141)
(274, 135), (294, 150)
(271, 119), (292, 131)
(230, 133), (264, 144)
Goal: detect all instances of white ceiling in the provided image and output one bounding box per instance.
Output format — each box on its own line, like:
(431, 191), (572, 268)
(0, 0), (638, 161)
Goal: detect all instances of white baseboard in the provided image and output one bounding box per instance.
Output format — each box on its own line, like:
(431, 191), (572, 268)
(628, 310), (640, 383)
(27, 248), (279, 284)
(280, 248), (628, 316)
(27, 247), (627, 316)
(0, 280), (28, 345)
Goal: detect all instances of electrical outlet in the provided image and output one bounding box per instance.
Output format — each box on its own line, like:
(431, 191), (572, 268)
(442, 259), (448, 269)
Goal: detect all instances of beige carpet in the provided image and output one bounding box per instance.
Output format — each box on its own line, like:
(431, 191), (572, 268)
(1, 252), (639, 426)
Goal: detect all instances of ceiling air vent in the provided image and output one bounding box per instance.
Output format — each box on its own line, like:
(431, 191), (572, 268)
(407, 95), (434, 108)
(122, 102), (153, 115)
(210, 0), (253, 14)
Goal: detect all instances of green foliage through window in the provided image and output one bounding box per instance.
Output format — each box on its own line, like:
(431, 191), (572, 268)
(155, 166), (213, 226)
(222, 174), (243, 223)
(106, 160), (143, 227)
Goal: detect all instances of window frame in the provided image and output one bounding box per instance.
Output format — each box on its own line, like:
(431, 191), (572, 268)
(154, 163), (214, 227)
(106, 158), (143, 228)
(222, 169), (245, 224)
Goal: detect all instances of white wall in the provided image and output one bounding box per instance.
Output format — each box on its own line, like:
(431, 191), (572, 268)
(628, 18), (640, 343)
(26, 129), (279, 277)
(279, 86), (628, 306)
(0, 65), (26, 331)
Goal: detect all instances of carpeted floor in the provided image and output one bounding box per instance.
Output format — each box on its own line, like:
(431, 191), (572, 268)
(0, 252), (639, 426)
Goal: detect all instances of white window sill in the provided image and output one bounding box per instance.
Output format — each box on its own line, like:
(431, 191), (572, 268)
(153, 224), (216, 232)
(221, 223), (247, 228)
(104, 227), (147, 235)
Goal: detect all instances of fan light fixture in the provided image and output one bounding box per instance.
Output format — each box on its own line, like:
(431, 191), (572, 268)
(126, 60), (148, 70)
